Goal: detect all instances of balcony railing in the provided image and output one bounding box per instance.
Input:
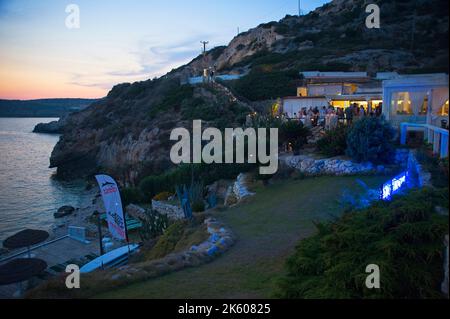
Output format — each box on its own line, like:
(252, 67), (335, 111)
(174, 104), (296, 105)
(400, 122), (449, 158)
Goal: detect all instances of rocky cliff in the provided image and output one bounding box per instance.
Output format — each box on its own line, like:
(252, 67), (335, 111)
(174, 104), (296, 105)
(50, 0), (449, 184)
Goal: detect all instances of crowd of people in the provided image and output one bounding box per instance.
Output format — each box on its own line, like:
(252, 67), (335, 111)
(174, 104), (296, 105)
(281, 102), (383, 130)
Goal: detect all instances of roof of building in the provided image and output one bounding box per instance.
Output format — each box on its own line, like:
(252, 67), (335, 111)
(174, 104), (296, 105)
(383, 73), (449, 87)
(300, 71), (369, 79)
(283, 96), (328, 100)
(376, 72), (399, 80)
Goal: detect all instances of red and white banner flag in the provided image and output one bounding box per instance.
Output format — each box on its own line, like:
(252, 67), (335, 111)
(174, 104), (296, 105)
(95, 175), (127, 241)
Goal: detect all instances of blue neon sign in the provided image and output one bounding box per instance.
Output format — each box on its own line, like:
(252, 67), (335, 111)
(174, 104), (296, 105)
(381, 171), (409, 201)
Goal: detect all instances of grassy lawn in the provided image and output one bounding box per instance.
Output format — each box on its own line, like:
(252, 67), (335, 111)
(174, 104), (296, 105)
(98, 175), (388, 299)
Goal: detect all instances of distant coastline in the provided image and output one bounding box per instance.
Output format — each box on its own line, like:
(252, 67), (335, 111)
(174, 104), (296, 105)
(0, 98), (98, 118)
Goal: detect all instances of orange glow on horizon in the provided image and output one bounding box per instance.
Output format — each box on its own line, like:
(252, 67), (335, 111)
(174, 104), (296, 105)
(0, 62), (108, 100)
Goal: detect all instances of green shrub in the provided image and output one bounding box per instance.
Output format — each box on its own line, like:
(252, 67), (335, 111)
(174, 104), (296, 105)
(278, 188), (449, 299)
(191, 201), (205, 213)
(231, 69), (299, 101)
(346, 117), (395, 164)
(416, 145), (449, 188)
(279, 120), (310, 155)
(316, 125), (350, 157)
(139, 175), (168, 199)
(139, 163), (257, 201)
(138, 210), (169, 242)
(149, 84), (194, 118)
(121, 187), (144, 206)
(152, 192), (173, 201)
(145, 221), (186, 260)
(144, 217), (208, 260)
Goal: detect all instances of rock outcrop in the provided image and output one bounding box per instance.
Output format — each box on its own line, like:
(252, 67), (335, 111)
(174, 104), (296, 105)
(54, 205), (75, 218)
(33, 117), (67, 134)
(224, 173), (255, 206)
(151, 200), (184, 220)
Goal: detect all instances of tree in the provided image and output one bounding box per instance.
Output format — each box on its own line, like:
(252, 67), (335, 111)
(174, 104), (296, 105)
(279, 120), (310, 155)
(346, 117), (395, 164)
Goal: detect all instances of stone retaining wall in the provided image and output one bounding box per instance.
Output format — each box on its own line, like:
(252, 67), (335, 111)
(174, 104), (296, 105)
(282, 155), (377, 176)
(151, 200), (184, 220)
(126, 204), (147, 220)
(406, 150), (432, 187)
(225, 173), (255, 206)
(282, 149), (412, 176)
(233, 173), (255, 200)
(108, 217), (234, 283)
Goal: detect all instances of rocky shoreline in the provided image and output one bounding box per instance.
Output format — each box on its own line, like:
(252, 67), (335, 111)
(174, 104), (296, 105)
(33, 117), (67, 134)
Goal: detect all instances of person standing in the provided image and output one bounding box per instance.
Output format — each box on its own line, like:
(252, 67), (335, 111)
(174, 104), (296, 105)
(359, 106), (366, 117)
(345, 104), (354, 125)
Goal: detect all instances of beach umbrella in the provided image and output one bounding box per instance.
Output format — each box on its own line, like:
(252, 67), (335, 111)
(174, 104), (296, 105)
(3, 229), (49, 257)
(0, 258), (47, 297)
(0, 258), (47, 285)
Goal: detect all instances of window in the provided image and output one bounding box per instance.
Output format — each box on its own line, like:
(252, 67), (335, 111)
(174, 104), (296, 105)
(442, 100), (449, 116)
(392, 92), (412, 115)
(419, 96), (428, 115)
(391, 92), (427, 116)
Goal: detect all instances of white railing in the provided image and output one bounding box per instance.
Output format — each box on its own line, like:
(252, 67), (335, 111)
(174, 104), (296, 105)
(400, 123), (449, 158)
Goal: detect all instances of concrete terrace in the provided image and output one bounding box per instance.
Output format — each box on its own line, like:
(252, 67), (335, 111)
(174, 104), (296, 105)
(0, 236), (100, 298)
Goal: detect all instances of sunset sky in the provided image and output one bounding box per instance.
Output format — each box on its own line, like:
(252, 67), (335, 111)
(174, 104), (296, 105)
(0, 0), (329, 100)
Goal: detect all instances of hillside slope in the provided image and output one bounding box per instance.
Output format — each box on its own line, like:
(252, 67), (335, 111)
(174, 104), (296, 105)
(50, 0), (449, 184)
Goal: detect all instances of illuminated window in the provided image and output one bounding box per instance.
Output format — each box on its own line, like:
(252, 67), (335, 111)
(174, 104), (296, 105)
(419, 96), (428, 115)
(442, 100), (449, 116)
(392, 92), (413, 115)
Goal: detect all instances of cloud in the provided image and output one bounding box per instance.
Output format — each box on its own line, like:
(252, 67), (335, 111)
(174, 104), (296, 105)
(106, 35), (209, 78)
(67, 32), (224, 91)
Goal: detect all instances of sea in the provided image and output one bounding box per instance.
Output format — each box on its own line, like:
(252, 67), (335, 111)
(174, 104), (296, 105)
(0, 118), (88, 241)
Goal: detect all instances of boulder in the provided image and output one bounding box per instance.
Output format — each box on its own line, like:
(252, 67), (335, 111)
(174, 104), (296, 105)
(33, 116), (67, 134)
(54, 205), (75, 218)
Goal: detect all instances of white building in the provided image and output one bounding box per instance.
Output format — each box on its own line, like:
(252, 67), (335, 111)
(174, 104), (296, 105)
(281, 96), (328, 118)
(295, 71), (383, 113)
(382, 73), (449, 127)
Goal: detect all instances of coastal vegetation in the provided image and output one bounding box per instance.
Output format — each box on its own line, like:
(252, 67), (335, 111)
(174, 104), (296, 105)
(316, 124), (350, 157)
(345, 117), (396, 164)
(278, 187), (449, 299)
(279, 120), (310, 155)
(141, 217), (208, 261)
(316, 117), (395, 163)
(95, 175), (390, 299)
(229, 68), (300, 101)
(138, 163), (254, 200)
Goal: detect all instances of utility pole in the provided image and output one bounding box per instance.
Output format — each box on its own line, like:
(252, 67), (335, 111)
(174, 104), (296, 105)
(200, 41), (209, 57)
(298, 0), (301, 16)
(94, 210), (104, 256)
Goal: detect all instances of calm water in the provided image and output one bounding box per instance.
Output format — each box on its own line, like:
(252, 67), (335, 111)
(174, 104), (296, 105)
(0, 118), (88, 241)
